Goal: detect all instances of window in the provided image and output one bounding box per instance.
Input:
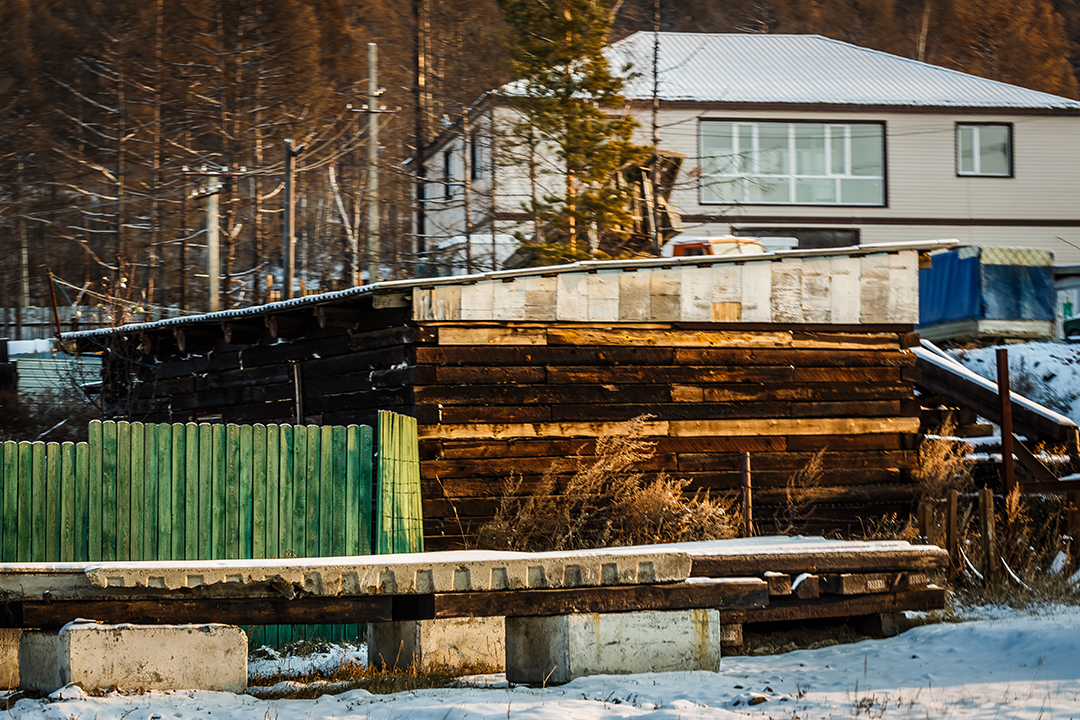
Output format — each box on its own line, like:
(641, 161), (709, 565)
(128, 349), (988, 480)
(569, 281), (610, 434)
(732, 226), (860, 249)
(699, 121), (885, 206)
(469, 128), (482, 180)
(957, 123), (1011, 177)
(443, 150), (455, 199)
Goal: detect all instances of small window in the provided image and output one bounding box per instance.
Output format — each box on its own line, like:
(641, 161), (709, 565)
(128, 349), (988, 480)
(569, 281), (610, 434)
(469, 128), (481, 180)
(957, 124), (1011, 177)
(443, 150), (455, 199)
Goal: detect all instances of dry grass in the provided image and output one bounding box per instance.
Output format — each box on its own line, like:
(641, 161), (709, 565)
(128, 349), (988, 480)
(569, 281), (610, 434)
(914, 422), (974, 501)
(473, 415), (738, 551)
(248, 653), (497, 699)
(772, 448), (827, 534)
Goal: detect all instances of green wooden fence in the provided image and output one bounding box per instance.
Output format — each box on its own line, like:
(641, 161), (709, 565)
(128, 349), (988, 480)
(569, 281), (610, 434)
(0, 411), (422, 646)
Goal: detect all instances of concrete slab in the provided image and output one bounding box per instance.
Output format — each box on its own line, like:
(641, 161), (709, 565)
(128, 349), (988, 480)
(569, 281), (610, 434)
(0, 546), (692, 600)
(0, 628), (21, 689)
(369, 616), (505, 671)
(505, 609), (721, 685)
(18, 621), (247, 693)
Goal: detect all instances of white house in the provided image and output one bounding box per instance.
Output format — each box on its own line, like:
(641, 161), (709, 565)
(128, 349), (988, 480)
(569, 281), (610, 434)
(421, 32), (1080, 269)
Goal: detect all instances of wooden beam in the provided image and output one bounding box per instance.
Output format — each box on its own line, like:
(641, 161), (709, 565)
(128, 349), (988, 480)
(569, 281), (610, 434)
(10, 596), (394, 629)
(691, 547), (949, 577)
(315, 306), (364, 329)
(265, 314), (310, 340)
(723, 588), (946, 624)
(429, 579), (769, 619)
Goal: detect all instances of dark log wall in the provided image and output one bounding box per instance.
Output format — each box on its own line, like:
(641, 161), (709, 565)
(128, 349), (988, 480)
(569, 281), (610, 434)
(108, 304), (416, 427)
(413, 322), (923, 550)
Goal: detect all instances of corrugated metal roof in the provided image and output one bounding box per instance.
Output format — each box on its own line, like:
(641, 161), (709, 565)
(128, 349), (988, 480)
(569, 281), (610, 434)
(607, 32), (1080, 110)
(63, 239), (957, 341)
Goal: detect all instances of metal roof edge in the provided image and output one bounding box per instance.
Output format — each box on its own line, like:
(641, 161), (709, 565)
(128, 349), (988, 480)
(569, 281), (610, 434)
(63, 239), (957, 341)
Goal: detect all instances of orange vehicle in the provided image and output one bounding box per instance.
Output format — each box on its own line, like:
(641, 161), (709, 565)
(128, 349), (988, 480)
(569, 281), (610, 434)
(662, 236), (767, 258)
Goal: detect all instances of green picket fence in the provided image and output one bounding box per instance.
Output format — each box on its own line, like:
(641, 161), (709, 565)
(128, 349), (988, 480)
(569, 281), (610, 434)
(0, 410), (422, 647)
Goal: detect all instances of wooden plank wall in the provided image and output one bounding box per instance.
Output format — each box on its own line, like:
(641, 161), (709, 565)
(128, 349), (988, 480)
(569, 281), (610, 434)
(115, 304), (414, 425)
(414, 322), (923, 550)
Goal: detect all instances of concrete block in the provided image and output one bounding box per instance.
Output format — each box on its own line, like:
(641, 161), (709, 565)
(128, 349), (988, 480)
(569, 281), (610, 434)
(19, 622), (247, 693)
(506, 609), (721, 685)
(369, 616), (505, 671)
(0, 629), (21, 689)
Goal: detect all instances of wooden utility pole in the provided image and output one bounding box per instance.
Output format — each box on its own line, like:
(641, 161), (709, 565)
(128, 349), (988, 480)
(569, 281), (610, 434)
(16, 158), (28, 340)
(367, 42), (381, 285)
(206, 177), (221, 312)
(283, 139), (298, 299)
(650, 0), (661, 256)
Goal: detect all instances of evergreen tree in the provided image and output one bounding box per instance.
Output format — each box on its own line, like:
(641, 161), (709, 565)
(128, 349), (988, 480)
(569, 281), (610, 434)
(498, 0), (645, 256)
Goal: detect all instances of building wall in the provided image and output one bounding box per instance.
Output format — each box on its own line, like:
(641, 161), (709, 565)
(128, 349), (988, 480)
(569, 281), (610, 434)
(424, 104), (1080, 264)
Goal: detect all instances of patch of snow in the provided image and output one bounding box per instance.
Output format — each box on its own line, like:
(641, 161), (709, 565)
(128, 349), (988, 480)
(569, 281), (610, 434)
(954, 341), (1080, 425)
(8, 607), (1080, 719)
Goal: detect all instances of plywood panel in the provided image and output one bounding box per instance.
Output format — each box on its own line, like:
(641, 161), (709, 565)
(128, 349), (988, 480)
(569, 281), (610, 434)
(801, 257), (832, 323)
(772, 258), (804, 323)
(587, 270), (621, 322)
(650, 267), (681, 321)
(888, 250), (920, 324)
(524, 275), (557, 321)
(860, 253), (891, 324)
(619, 272), (651, 321)
(679, 265), (713, 321)
(460, 281), (495, 320)
(830, 256), (861, 324)
(741, 261), (773, 322)
(556, 272), (589, 321)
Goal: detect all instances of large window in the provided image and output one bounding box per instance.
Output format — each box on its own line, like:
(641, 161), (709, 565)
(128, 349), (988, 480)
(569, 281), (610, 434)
(699, 121), (885, 206)
(957, 123), (1011, 177)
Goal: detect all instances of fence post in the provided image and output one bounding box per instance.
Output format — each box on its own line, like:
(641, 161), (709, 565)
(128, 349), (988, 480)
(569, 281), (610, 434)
(995, 348), (1016, 538)
(946, 489), (959, 578)
(917, 501), (932, 544)
(741, 452), (752, 537)
(979, 486), (997, 583)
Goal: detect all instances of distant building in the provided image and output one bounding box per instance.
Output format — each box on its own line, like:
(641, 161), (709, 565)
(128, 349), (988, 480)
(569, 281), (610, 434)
(422, 32), (1080, 266)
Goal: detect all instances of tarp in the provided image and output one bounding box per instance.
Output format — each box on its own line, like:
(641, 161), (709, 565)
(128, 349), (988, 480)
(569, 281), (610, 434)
(919, 247), (1055, 326)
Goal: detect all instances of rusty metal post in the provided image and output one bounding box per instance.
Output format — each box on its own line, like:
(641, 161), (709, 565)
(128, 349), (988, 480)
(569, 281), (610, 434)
(741, 452), (752, 537)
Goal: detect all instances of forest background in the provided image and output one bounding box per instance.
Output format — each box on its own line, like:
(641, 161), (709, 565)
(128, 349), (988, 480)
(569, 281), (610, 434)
(1, 0), (1077, 326)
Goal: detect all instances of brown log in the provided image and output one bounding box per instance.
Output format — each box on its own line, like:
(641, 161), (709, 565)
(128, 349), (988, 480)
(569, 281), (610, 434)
(725, 588), (946, 624)
(691, 547), (949, 577)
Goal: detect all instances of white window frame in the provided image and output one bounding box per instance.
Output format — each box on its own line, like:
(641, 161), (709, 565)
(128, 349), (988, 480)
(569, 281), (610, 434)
(956, 123), (1012, 177)
(698, 120), (886, 206)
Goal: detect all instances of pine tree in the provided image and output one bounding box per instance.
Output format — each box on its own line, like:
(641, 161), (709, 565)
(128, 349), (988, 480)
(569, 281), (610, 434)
(498, 0), (645, 257)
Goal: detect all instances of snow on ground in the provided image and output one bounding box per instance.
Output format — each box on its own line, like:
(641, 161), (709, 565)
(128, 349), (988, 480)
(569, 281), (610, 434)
(7, 606), (1080, 720)
(955, 342), (1080, 425)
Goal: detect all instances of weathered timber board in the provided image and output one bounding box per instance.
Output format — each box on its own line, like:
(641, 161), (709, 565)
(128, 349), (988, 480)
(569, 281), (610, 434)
(726, 588), (946, 624)
(430, 579), (769, 619)
(820, 572), (928, 595)
(691, 548), (949, 576)
(10, 596), (395, 628)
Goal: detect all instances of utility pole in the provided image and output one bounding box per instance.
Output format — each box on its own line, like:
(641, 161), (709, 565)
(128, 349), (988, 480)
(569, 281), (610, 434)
(16, 158), (28, 340)
(650, 0), (662, 256)
(367, 42), (382, 285)
(283, 139), (301, 299)
(184, 165), (246, 313)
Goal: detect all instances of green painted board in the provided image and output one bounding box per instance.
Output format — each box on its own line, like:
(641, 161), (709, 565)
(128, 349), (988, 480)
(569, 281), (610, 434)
(74, 443), (88, 562)
(101, 421), (117, 562)
(156, 423), (173, 561)
(330, 426), (346, 557)
(45, 442), (60, 562)
(357, 425), (373, 556)
(31, 442), (46, 562)
(211, 424), (226, 560)
(252, 424), (266, 559)
(185, 423), (199, 561)
(60, 443), (75, 562)
(345, 426), (360, 556)
(291, 425), (307, 557)
(265, 425), (280, 559)
(171, 424), (186, 560)
(1, 442), (15, 562)
(87, 420), (102, 562)
(129, 423), (144, 561)
(320, 425), (335, 557)
(239, 424), (254, 560)
(279, 425), (294, 559)
(115, 422), (131, 561)
(17, 443), (31, 561)
(306, 426), (320, 558)
(226, 424), (240, 560)
(198, 424), (213, 560)
(144, 424), (159, 560)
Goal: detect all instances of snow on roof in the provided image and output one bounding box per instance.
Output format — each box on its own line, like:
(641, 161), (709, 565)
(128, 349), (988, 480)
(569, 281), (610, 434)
(606, 32), (1080, 111)
(63, 239), (955, 341)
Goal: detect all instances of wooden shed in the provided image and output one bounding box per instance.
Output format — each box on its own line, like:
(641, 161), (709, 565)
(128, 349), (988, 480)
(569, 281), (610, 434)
(67, 240), (952, 549)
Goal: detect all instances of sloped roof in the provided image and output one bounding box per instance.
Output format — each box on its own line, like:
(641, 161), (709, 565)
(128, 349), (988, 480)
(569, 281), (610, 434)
(608, 32), (1080, 110)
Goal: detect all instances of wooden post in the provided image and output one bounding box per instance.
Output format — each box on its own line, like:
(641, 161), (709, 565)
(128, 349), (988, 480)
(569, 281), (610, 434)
(996, 348), (1016, 534)
(946, 489), (959, 578)
(917, 501), (932, 544)
(741, 452), (752, 537)
(979, 486), (997, 583)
